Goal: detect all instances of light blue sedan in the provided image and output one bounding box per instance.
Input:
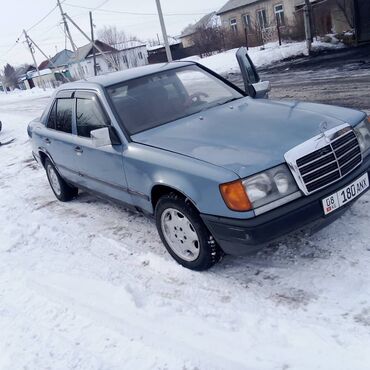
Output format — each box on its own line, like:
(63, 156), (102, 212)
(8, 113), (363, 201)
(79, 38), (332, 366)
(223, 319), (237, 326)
(28, 49), (370, 270)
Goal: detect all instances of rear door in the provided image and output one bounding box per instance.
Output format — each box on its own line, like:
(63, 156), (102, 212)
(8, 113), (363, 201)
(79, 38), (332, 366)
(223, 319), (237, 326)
(38, 91), (81, 184)
(236, 47), (270, 98)
(72, 91), (132, 204)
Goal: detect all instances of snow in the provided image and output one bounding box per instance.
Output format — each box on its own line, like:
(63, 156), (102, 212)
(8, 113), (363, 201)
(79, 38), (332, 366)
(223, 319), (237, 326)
(1, 69), (370, 370)
(185, 40), (345, 75)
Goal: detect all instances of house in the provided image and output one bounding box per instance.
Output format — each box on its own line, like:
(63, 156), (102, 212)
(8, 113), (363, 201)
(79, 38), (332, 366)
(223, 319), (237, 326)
(179, 12), (221, 47)
(68, 40), (148, 80)
(27, 68), (59, 89)
(15, 65), (36, 90)
(217, 0), (370, 45)
(217, 0), (297, 41)
(295, 0), (370, 42)
(38, 49), (74, 85)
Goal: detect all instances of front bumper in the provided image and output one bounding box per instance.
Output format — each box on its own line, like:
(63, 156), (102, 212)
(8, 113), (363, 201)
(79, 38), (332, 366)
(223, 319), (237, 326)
(201, 156), (370, 256)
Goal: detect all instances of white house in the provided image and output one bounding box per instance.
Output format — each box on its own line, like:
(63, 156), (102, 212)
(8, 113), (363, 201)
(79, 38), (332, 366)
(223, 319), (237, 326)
(68, 40), (148, 80)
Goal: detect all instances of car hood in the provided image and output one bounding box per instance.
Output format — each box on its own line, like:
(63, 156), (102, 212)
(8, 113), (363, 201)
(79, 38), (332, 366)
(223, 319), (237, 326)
(132, 97), (366, 178)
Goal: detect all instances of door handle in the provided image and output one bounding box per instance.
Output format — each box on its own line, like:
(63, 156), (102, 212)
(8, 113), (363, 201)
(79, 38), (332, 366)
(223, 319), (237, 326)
(75, 146), (83, 155)
(44, 138), (51, 144)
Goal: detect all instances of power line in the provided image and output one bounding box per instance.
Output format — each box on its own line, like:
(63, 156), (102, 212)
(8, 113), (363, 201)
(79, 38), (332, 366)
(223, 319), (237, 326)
(26, 5), (58, 32)
(63, 2), (209, 16)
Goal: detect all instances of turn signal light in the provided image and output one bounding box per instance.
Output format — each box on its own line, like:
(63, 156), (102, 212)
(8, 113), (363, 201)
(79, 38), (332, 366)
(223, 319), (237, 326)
(220, 180), (252, 212)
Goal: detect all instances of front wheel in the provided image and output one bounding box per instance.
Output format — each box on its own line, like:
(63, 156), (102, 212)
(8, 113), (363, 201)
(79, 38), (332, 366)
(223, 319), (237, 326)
(45, 158), (78, 202)
(155, 193), (222, 271)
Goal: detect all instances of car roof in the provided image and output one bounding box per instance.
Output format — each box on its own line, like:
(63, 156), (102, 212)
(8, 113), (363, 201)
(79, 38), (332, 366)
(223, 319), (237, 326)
(59, 61), (197, 91)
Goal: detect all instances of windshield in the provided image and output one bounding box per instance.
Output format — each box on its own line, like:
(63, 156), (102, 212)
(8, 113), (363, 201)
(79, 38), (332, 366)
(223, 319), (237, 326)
(106, 65), (243, 135)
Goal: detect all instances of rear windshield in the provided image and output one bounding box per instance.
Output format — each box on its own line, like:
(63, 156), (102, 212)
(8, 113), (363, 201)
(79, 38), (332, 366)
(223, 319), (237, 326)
(106, 65), (243, 135)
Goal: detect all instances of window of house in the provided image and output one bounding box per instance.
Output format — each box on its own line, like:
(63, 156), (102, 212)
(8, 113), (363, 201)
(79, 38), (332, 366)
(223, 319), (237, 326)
(76, 97), (109, 138)
(107, 60), (113, 69)
(243, 14), (252, 30)
(96, 63), (101, 72)
(122, 55), (128, 65)
(138, 51), (143, 60)
(274, 4), (285, 26)
(257, 9), (268, 29)
(230, 18), (238, 32)
(55, 98), (73, 134)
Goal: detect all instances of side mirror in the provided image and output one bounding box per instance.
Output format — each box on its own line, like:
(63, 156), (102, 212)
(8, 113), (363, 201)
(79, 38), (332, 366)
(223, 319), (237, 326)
(91, 126), (121, 147)
(236, 47), (271, 99)
(252, 80), (271, 99)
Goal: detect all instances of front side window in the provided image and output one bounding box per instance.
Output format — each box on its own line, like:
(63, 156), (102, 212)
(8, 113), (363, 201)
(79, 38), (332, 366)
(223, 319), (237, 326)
(107, 65), (243, 135)
(257, 9), (268, 29)
(274, 4), (285, 26)
(230, 18), (238, 32)
(76, 97), (109, 138)
(55, 98), (73, 134)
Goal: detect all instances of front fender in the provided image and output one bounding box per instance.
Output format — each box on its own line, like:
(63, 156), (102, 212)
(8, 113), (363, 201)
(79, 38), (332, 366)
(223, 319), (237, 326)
(123, 143), (255, 219)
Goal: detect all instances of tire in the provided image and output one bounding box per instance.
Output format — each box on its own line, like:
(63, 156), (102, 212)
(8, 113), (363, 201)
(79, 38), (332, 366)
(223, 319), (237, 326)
(155, 193), (222, 271)
(45, 158), (78, 202)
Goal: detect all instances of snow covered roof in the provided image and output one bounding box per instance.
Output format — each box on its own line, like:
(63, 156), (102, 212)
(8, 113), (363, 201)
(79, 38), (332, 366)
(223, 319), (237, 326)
(180, 12), (221, 38)
(217, 0), (260, 15)
(146, 40), (181, 52)
(113, 40), (147, 51)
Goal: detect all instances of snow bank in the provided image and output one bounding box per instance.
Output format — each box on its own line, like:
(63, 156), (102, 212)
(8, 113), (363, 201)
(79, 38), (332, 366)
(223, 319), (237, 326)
(0, 87), (53, 104)
(185, 40), (345, 75)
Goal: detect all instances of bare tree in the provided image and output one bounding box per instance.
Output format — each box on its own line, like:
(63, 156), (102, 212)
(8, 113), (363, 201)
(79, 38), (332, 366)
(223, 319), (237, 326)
(335, 0), (354, 28)
(3, 64), (17, 89)
(97, 26), (140, 70)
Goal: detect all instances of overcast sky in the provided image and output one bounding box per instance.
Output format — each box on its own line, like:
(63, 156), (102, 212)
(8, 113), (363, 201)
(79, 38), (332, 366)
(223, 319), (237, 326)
(0, 0), (227, 69)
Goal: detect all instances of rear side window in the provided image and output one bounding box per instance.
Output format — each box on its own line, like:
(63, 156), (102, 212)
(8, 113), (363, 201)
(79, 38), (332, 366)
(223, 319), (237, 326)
(56, 98), (73, 134)
(46, 101), (57, 129)
(76, 97), (109, 138)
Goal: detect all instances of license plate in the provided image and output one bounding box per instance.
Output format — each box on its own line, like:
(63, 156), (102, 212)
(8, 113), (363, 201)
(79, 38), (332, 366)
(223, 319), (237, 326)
(322, 173), (369, 215)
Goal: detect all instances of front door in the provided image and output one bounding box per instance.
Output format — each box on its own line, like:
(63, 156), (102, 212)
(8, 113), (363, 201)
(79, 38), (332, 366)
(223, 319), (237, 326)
(71, 91), (132, 204)
(236, 47), (271, 99)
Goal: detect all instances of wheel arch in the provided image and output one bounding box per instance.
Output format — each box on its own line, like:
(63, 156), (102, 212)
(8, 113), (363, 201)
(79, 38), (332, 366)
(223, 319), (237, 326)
(151, 184), (199, 213)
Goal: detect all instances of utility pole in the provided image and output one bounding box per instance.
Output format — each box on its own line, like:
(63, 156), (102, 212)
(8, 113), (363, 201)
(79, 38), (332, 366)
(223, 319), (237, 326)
(57, 0), (77, 52)
(26, 33), (72, 83)
(155, 0), (172, 62)
(304, 0), (312, 55)
(57, 0), (84, 79)
(90, 11), (97, 76)
(64, 13), (120, 71)
(23, 30), (45, 91)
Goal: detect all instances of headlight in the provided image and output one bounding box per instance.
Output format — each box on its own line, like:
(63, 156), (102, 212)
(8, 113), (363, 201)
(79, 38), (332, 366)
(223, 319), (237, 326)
(354, 117), (370, 156)
(242, 164), (301, 212)
(220, 164), (301, 214)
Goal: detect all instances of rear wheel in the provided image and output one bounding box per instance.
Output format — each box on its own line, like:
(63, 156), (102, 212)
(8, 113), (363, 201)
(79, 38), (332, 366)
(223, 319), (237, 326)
(155, 193), (222, 271)
(45, 158), (78, 202)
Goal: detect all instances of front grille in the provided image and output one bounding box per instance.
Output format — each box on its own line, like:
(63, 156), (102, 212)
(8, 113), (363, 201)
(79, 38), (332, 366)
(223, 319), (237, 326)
(296, 130), (362, 193)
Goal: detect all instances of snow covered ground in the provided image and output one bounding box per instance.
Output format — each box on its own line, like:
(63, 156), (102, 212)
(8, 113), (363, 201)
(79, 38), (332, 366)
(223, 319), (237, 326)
(1, 75), (370, 369)
(185, 40), (344, 75)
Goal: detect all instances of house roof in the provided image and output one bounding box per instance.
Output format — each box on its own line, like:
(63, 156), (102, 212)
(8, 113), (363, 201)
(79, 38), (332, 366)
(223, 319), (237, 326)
(38, 60), (50, 70)
(217, 0), (260, 15)
(180, 12), (220, 38)
(69, 40), (118, 63)
(50, 49), (73, 67)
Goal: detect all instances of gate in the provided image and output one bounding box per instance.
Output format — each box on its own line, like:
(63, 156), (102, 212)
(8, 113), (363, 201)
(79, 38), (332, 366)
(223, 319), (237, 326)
(355, 0), (370, 42)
